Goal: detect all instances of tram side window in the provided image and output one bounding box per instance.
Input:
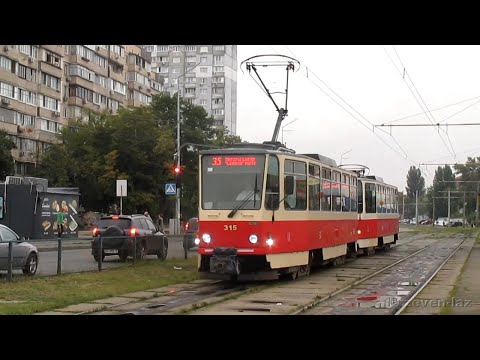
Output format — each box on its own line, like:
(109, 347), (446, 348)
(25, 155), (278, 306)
(308, 164), (320, 211)
(350, 177), (357, 212)
(332, 171), (342, 211)
(321, 168), (332, 211)
(284, 160), (307, 211)
(341, 174), (350, 212)
(265, 155), (280, 210)
(365, 183), (376, 213)
(357, 180), (363, 213)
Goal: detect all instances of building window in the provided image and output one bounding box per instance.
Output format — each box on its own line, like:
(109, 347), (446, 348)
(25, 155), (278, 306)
(185, 46), (196, 52)
(111, 80), (126, 95)
(39, 94), (59, 110)
(110, 45), (125, 57)
(5, 84), (16, 99)
(0, 56), (13, 72)
(186, 56), (196, 64)
(200, 46), (208, 53)
(41, 118), (61, 133)
(172, 68), (180, 73)
(212, 76), (224, 83)
(200, 88), (207, 95)
(44, 50), (62, 67)
(213, 98), (224, 105)
(185, 88), (195, 95)
(16, 112), (35, 127)
(214, 55), (224, 65)
(200, 67), (208, 73)
(17, 88), (36, 105)
(158, 46), (169, 52)
(213, 66), (224, 73)
(172, 57), (180, 64)
(42, 72), (61, 90)
(171, 46), (181, 52)
(200, 99), (207, 105)
(16, 64), (37, 82)
(18, 45), (38, 59)
(200, 78), (207, 84)
(213, 109), (224, 115)
(213, 45), (225, 51)
(200, 57), (207, 64)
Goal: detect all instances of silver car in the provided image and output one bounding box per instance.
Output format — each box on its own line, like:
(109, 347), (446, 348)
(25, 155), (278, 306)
(0, 224), (39, 275)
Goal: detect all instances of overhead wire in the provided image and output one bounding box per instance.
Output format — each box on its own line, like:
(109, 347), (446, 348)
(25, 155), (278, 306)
(388, 46), (457, 162)
(278, 45), (429, 178)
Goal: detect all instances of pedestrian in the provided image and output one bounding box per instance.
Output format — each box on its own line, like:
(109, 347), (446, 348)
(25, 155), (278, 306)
(144, 210), (152, 221)
(57, 205), (64, 238)
(156, 213), (164, 232)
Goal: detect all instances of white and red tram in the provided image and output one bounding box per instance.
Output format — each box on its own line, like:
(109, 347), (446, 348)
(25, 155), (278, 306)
(195, 142), (399, 280)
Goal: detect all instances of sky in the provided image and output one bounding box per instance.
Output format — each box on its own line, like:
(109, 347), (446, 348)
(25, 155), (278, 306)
(235, 45), (480, 193)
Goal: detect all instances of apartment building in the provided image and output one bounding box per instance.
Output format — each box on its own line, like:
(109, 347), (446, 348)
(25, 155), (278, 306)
(141, 45), (237, 135)
(0, 45), (162, 177)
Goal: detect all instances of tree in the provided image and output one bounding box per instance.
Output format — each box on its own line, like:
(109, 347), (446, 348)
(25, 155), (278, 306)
(35, 93), (240, 221)
(454, 157), (480, 224)
(0, 130), (16, 180)
(424, 165), (457, 219)
(405, 166), (426, 218)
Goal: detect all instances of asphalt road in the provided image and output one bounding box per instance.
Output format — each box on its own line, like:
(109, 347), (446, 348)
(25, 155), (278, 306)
(2, 237), (198, 278)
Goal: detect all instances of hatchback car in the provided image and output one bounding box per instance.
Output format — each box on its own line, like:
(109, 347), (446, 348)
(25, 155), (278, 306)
(91, 214), (168, 262)
(183, 217), (199, 251)
(0, 224), (39, 275)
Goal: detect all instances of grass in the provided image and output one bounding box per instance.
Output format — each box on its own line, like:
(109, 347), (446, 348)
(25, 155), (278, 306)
(0, 257), (199, 315)
(400, 224), (475, 237)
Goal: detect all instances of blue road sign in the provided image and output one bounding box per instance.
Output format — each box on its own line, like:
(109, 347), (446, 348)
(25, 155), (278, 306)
(165, 183), (177, 195)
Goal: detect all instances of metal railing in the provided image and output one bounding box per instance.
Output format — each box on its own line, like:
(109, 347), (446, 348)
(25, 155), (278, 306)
(2, 235), (148, 282)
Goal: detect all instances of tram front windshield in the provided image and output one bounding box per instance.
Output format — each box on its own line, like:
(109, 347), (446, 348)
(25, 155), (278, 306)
(201, 154), (265, 210)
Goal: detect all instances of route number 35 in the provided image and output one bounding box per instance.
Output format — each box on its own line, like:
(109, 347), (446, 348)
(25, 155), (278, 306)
(224, 225), (237, 231)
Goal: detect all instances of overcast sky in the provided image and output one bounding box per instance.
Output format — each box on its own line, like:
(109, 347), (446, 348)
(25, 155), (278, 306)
(235, 45), (480, 192)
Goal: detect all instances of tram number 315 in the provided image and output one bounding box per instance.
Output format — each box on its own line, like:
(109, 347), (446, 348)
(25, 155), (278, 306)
(224, 225), (238, 231)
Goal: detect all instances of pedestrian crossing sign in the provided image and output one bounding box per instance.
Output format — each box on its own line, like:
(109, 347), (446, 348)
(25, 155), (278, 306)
(165, 183), (177, 195)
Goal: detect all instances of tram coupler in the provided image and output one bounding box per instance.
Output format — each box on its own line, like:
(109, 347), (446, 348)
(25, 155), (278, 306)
(210, 247), (240, 276)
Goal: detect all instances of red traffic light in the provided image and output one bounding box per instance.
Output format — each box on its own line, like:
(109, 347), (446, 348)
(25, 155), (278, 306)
(174, 165), (181, 174)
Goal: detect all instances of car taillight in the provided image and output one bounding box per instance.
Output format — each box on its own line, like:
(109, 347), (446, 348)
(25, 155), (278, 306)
(130, 228), (137, 236)
(112, 216), (119, 219)
(185, 223), (189, 230)
(93, 227), (98, 236)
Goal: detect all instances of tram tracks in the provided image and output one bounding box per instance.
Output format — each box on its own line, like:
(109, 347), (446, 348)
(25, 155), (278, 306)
(82, 230), (465, 315)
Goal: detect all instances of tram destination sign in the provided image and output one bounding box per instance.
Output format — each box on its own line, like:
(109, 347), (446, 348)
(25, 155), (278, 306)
(211, 156), (258, 166)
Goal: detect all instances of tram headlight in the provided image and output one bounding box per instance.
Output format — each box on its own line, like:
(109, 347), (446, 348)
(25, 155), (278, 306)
(357, 229), (362, 235)
(249, 234), (258, 244)
(194, 238), (200, 245)
(202, 233), (212, 243)
(266, 237), (274, 246)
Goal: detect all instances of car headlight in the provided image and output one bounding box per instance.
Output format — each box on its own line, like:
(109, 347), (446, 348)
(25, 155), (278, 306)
(266, 237), (274, 246)
(194, 238), (200, 245)
(249, 234), (258, 244)
(202, 233), (211, 243)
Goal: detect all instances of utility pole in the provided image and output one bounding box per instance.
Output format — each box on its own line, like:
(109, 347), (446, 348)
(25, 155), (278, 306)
(432, 194), (435, 226)
(463, 191), (466, 227)
(477, 183), (479, 227)
(402, 195), (405, 219)
(447, 189), (451, 226)
(415, 190), (418, 226)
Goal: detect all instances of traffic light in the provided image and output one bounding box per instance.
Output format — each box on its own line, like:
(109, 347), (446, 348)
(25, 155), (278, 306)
(174, 165), (183, 187)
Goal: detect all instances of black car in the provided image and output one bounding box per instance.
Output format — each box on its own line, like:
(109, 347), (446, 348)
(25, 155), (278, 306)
(183, 217), (199, 251)
(91, 214), (168, 262)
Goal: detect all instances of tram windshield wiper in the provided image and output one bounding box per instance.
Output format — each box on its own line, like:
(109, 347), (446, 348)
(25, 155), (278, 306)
(228, 174), (259, 218)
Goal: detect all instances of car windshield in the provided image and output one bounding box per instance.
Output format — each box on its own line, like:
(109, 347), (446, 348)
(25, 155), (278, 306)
(201, 154), (265, 210)
(96, 219), (131, 229)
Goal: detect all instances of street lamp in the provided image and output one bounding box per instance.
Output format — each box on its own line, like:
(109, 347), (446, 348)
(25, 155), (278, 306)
(176, 62), (201, 234)
(281, 118), (299, 145)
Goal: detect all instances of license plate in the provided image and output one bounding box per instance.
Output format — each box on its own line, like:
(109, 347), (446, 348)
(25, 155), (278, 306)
(104, 249), (118, 254)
